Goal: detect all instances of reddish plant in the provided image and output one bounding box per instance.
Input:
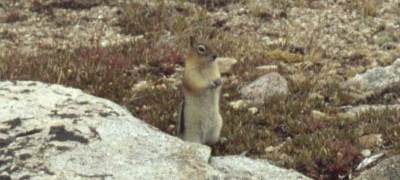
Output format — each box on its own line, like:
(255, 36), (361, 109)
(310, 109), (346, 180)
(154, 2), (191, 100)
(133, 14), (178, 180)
(327, 140), (361, 177)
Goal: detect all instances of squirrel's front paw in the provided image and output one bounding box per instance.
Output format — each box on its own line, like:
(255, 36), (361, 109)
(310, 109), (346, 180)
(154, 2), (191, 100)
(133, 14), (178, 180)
(213, 78), (223, 86)
(209, 78), (223, 88)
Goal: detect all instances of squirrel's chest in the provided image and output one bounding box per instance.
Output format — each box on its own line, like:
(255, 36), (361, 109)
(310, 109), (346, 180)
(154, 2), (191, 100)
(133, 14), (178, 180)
(185, 86), (220, 108)
(200, 65), (220, 80)
(184, 89), (220, 119)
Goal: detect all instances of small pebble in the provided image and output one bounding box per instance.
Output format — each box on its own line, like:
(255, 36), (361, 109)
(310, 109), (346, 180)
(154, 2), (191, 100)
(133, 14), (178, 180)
(361, 149), (372, 157)
(248, 107), (258, 114)
(358, 134), (383, 148)
(256, 65), (278, 74)
(311, 110), (329, 120)
(229, 100), (247, 110)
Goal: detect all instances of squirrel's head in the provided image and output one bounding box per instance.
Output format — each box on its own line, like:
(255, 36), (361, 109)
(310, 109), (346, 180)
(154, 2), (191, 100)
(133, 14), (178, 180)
(188, 36), (218, 64)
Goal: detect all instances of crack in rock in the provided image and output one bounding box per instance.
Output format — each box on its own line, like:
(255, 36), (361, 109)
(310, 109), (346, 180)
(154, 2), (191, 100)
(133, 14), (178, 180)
(3, 118), (22, 129)
(15, 129), (42, 138)
(49, 125), (89, 144)
(49, 110), (80, 119)
(75, 172), (113, 179)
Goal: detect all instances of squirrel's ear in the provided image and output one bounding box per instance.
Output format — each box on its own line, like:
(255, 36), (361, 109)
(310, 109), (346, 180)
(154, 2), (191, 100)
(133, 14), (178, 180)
(189, 36), (195, 48)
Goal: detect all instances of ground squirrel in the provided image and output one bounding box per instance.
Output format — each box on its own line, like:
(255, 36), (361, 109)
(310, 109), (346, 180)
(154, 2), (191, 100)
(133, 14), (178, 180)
(176, 36), (223, 145)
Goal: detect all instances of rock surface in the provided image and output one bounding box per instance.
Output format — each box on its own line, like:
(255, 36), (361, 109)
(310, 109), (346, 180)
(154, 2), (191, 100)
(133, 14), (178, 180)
(356, 152), (385, 171)
(210, 156), (310, 180)
(340, 104), (400, 119)
(0, 81), (310, 180)
(358, 134), (383, 149)
(216, 57), (238, 74)
(343, 58), (400, 100)
(355, 155), (400, 180)
(240, 72), (289, 105)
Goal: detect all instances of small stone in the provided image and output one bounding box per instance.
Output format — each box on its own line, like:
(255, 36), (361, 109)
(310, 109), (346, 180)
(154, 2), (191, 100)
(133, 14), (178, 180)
(265, 146), (275, 153)
(100, 40), (109, 47)
(132, 81), (149, 92)
(156, 83), (167, 90)
(262, 36), (272, 43)
(342, 58), (400, 100)
(229, 100), (247, 110)
(223, 93), (230, 98)
(36, 31), (45, 37)
(240, 72), (289, 105)
(337, 112), (356, 120)
(167, 124), (175, 132)
(219, 137), (228, 143)
(256, 65), (278, 74)
(361, 149), (371, 157)
(308, 93), (324, 101)
(216, 57), (238, 74)
(311, 110), (329, 120)
(248, 107), (258, 114)
(358, 134), (383, 148)
(264, 140), (289, 153)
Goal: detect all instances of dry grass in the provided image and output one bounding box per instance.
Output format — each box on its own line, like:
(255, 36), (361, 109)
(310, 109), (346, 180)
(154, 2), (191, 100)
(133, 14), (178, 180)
(348, 0), (379, 17)
(264, 49), (304, 63)
(189, 0), (243, 10)
(1, 10), (26, 23)
(1, 0), (400, 179)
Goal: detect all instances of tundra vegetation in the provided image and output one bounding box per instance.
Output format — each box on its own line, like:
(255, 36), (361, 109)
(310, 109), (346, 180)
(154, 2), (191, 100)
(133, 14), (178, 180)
(1, 0), (399, 179)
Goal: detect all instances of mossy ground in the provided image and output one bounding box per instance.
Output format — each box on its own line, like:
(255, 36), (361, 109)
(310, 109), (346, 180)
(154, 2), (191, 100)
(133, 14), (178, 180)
(1, 0), (400, 179)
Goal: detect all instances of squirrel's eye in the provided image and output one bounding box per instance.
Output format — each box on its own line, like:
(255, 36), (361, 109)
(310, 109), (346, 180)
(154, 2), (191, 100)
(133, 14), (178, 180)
(197, 45), (206, 54)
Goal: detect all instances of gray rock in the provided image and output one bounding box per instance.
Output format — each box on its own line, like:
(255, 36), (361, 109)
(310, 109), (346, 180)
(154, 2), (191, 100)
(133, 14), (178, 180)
(343, 58), (400, 100)
(358, 134), (383, 149)
(356, 152), (385, 171)
(344, 104), (400, 115)
(339, 104), (400, 119)
(355, 155), (400, 180)
(240, 72), (289, 105)
(216, 57), (238, 74)
(0, 81), (310, 180)
(0, 81), (215, 180)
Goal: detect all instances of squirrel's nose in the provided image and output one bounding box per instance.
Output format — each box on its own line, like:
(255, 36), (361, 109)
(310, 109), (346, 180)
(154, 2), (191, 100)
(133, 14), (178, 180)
(212, 54), (217, 60)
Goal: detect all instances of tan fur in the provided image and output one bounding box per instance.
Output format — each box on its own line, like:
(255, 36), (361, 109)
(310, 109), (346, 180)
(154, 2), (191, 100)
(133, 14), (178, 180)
(177, 38), (223, 145)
